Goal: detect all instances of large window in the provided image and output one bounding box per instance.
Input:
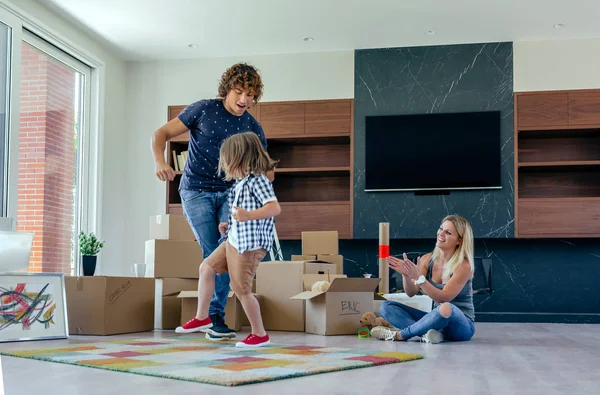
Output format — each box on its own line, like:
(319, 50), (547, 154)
(16, 33), (91, 273)
(1, 6), (98, 275)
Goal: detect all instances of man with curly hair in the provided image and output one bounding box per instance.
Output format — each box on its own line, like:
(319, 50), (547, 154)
(151, 63), (267, 340)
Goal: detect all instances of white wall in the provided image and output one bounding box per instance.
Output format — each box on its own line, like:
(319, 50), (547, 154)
(124, 51), (354, 271)
(514, 38), (600, 92)
(3, 0), (128, 275)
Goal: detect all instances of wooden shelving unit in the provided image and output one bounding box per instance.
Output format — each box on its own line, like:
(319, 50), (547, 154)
(514, 89), (600, 238)
(165, 99), (354, 240)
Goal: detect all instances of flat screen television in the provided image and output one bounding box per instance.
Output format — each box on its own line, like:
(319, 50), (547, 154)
(365, 111), (502, 192)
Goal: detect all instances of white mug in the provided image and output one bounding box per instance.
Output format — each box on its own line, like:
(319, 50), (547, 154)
(131, 263), (146, 278)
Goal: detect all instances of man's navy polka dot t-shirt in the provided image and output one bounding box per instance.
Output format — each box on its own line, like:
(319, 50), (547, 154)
(177, 99), (266, 193)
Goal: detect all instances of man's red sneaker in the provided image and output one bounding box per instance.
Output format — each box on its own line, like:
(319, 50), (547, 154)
(175, 317), (212, 334)
(235, 333), (270, 348)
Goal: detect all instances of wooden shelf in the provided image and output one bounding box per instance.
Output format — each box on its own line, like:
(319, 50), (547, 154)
(275, 166), (350, 174)
(278, 200), (350, 206)
(519, 161), (600, 168)
(165, 99), (354, 239)
(168, 204), (183, 216)
(268, 133), (350, 142)
(518, 197), (600, 237)
(276, 201), (351, 239)
(518, 124), (600, 131)
(515, 89), (600, 238)
(518, 197), (600, 202)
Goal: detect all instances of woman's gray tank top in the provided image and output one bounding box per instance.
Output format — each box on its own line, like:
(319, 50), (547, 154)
(426, 258), (475, 322)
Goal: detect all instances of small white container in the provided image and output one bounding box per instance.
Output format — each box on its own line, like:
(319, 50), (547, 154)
(0, 231), (34, 273)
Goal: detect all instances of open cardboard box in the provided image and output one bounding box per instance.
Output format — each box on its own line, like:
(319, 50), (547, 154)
(291, 276), (380, 336)
(291, 254), (344, 275)
(154, 278), (199, 330)
(256, 260), (338, 332)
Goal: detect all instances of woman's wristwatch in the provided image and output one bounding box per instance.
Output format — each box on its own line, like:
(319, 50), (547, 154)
(413, 275), (426, 286)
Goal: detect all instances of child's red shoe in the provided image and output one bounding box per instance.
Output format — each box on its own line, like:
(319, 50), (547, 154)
(175, 317), (212, 333)
(235, 333), (270, 348)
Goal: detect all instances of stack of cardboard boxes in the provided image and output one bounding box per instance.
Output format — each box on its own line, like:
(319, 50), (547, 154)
(146, 214), (201, 330)
(257, 231), (380, 336)
(292, 231), (344, 274)
(64, 228), (382, 337)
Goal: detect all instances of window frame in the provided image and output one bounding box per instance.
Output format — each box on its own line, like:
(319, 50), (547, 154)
(0, 2), (106, 275)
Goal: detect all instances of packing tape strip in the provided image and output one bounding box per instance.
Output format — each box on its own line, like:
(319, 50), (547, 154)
(378, 245), (390, 258)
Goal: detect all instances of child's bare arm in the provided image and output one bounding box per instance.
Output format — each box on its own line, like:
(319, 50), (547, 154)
(232, 201), (280, 222)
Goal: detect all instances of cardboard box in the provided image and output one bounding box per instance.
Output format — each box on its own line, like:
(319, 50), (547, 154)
(156, 296), (182, 330)
(150, 214), (196, 241)
(291, 255), (317, 261)
(178, 291), (261, 331)
(65, 276), (155, 335)
(302, 231), (339, 255)
(144, 240), (203, 278)
(256, 260), (338, 331)
(317, 254), (344, 275)
(291, 277), (380, 335)
(155, 278), (198, 330)
(291, 254), (342, 275)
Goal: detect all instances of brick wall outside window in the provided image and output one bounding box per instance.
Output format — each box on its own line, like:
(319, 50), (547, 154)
(17, 42), (78, 274)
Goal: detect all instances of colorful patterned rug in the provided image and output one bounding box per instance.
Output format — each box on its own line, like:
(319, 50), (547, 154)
(0, 335), (423, 386)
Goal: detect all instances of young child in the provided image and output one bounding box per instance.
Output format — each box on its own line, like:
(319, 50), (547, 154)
(176, 132), (280, 348)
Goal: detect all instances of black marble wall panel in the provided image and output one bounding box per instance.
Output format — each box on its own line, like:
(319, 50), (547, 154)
(353, 42), (514, 239)
(275, 41), (600, 324)
(277, 237), (600, 323)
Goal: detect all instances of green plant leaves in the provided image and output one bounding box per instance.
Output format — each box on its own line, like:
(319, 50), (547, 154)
(78, 231), (105, 256)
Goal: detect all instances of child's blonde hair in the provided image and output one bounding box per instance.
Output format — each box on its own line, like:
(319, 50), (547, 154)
(218, 132), (277, 181)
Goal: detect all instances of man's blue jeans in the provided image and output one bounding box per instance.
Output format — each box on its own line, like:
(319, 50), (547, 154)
(180, 189), (230, 319)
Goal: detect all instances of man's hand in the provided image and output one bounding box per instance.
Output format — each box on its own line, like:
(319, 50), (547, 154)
(151, 117), (188, 180)
(218, 222), (229, 234)
(155, 161), (176, 182)
(232, 206), (251, 222)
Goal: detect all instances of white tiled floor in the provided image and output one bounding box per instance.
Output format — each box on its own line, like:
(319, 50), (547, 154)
(1, 323), (599, 394)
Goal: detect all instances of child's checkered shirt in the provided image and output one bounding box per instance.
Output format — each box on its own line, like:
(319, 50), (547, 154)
(226, 173), (277, 254)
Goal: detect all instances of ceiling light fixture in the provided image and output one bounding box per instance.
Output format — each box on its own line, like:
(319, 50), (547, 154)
(554, 23), (565, 28)
(303, 37), (314, 42)
(426, 30), (436, 35)
(188, 44), (199, 48)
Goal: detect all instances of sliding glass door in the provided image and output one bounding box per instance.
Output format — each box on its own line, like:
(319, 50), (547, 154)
(0, 7), (95, 275)
(16, 32), (92, 273)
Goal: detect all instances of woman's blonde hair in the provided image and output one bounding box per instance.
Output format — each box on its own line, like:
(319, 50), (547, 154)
(431, 214), (475, 279)
(217, 132), (277, 181)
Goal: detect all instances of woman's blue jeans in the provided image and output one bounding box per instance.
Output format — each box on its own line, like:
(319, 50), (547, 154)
(379, 300), (475, 341)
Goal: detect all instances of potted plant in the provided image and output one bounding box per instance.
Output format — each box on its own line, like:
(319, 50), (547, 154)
(79, 231), (105, 276)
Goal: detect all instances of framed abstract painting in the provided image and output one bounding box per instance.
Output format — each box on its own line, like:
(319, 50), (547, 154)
(0, 273), (68, 342)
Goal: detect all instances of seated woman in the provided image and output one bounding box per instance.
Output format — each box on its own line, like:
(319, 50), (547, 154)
(371, 214), (476, 344)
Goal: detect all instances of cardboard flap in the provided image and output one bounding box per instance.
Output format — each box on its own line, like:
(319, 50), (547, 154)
(327, 277), (381, 293)
(177, 290), (197, 299)
(290, 291), (325, 300)
(302, 274), (347, 291)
